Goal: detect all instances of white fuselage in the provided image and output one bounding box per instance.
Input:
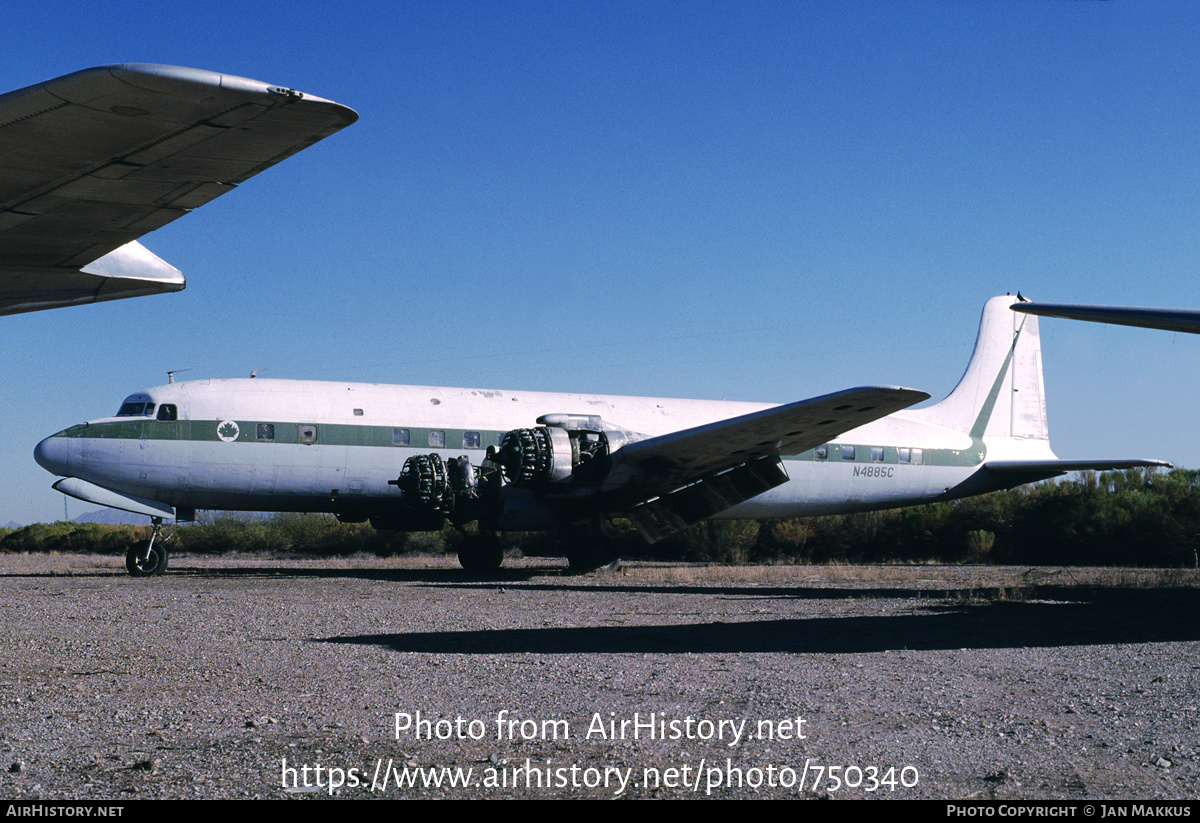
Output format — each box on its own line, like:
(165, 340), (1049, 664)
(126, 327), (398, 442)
(37, 297), (1170, 557)
(34, 376), (1051, 529)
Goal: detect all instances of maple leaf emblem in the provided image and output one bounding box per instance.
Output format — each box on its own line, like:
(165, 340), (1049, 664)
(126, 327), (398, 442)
(217, 421), (240, 441)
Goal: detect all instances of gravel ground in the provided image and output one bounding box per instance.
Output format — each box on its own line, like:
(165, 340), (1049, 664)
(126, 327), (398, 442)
(1, 554), (1198, 800)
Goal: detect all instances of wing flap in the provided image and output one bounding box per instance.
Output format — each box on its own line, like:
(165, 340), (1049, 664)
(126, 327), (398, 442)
(0, 240), (183, 315)
(624, 457), (790, 542)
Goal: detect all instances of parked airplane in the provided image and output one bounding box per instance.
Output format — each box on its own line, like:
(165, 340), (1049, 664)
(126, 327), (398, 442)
(34, 295), (1169, 575)
(0, 63), (356, 315)
(1012, 301), (1200, 334)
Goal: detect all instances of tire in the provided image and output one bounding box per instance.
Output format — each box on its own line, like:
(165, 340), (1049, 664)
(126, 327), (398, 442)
(126, 540), (168, 577)
(457, 536), (504, 572)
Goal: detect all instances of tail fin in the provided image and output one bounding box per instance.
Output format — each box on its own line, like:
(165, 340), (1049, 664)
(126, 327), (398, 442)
(907, 295), (1048, 441)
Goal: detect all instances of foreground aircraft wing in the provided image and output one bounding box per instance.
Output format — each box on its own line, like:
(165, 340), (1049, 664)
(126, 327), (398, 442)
(0, 63), (357, 315)
(1012, 302), (1200, 335)
(608, 386), (930, 540)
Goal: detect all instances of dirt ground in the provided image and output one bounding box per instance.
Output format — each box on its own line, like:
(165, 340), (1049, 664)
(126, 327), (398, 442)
(1, 554), (1198, 799)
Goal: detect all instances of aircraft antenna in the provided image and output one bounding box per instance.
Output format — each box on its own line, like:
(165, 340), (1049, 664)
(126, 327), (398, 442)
(251, 368), (267, 378)
(167, 369), (191, 384)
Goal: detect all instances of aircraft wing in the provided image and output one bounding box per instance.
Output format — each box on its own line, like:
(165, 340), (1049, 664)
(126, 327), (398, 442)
(605, 386), (931, 540)
(1012, 302), (1200, 335)
(0, 63), (357, 316)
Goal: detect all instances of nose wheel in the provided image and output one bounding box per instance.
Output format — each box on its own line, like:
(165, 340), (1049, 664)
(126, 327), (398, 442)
(125, 518), (170, 577)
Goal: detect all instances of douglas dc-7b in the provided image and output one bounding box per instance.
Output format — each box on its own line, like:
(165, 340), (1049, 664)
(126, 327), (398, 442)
(34, 295), (1168, 574)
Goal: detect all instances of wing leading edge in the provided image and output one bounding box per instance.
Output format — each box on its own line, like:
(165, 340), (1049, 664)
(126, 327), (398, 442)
(0, 63), (358, 315)
(604, 386), (931, 541)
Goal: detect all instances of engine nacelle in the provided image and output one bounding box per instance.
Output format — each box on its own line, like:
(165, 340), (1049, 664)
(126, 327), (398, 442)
(393, 452), (455, 514)
(386, 451), (499, 525)
(498, 426), (574, 486)
(498, 415), (627, 488)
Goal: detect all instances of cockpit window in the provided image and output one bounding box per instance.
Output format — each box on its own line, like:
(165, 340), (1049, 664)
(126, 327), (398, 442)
(157, 404), (178, 422)
(117, 399), (166, 418)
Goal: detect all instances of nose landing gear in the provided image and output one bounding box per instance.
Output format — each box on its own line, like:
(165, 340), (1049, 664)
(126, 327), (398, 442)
(125, 517), (170, 577)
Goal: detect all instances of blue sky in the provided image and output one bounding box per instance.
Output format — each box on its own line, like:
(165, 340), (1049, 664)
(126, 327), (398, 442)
(3, 1), (1200, 524)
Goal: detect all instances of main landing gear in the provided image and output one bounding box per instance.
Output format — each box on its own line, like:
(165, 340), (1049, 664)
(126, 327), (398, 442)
(126, 517), (170, 577)
(565, 520), (619, 574)
(456, 532), (504, 572)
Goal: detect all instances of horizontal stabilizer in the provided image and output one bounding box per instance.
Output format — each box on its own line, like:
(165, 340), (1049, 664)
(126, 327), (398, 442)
(53, 477), (176, 520)
(1012, 302), (1200, 335)
(987, 458), (1172, 477)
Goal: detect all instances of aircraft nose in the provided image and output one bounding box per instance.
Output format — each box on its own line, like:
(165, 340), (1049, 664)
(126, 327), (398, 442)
(34, 434), (75, 476)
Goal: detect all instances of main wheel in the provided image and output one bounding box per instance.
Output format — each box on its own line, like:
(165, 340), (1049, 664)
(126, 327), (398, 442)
(126, 540), (168, 577)
(457, 536), (504, 572)
(567, 541), (617, 573)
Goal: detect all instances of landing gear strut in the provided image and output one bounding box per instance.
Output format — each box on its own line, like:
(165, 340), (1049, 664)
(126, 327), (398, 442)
(456, 532), (504, 572)
(126, 517), (170, 577)
(566, 519), (619, 573)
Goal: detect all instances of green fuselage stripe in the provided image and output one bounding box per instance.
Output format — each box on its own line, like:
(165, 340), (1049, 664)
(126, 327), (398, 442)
(52, 419), (986, 468)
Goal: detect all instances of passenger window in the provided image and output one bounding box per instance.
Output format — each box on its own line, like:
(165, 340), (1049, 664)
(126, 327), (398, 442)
(815, 445), (827, 460)
(157, 404), (177, 422)
(871, 447), (884, 462)
(463, 431), (481, 449)
(393, 428), (410, 446)
(898, 448), (911, 463)
(257, 424), (275, 442)
(299, 425), (317, 445)
(911, 448), (924, 465)
(841, 445), (855, 460)
(429, 430), (445, 448)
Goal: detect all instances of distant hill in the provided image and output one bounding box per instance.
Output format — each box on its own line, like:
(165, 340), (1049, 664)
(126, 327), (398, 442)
(72, 508), (146, 526)
(0, 509), (143, 529)
(3, 509), (273, 530)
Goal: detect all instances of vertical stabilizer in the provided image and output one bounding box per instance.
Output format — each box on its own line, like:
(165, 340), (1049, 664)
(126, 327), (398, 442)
(908, 295), (1048, 440)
